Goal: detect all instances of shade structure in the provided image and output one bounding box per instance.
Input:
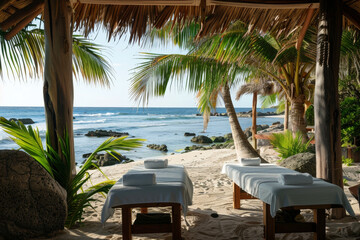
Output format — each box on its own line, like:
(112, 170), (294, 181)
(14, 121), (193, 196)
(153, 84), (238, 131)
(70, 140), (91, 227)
(0, 1), (360, 41)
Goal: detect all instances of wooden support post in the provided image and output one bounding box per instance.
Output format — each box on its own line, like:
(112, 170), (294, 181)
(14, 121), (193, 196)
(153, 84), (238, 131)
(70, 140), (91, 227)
(122, 207), (132, 240)
(252, 92), (258, 149)
(43, 0), (76, 176)
(233, 182), (241, 209)
(263, 202), (275, 240)
(313, 209), (326, 240)
(315, 0), (345, 218)
(172, 204), (182, 240)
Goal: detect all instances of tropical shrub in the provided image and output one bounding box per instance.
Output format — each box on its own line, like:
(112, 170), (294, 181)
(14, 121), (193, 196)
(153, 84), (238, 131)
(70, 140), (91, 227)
(305, 105), (314, 126)
(0, 117), (144, 228)
(340, 97), (360, 148)
(342, 157), (354, 166)
(270, 130), (312, 160)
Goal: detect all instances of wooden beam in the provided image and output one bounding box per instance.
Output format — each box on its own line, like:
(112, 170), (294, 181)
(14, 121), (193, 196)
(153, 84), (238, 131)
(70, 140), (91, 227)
(4, 7), (43, 40)
(314, 0), (344, 218)
(343, 4), (360, 30)
(0, 0), (14, 12)
(0, 1), (44, 31)
(296, 7), (315, 50)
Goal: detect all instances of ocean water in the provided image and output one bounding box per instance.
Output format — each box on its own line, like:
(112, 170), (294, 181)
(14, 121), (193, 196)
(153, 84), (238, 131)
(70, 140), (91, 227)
(0, 107), (283, 164)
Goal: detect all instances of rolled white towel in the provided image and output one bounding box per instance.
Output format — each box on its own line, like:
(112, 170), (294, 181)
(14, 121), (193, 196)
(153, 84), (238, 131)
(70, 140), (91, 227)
(278, 173), (313, 185)
(123, 173), (156, 186)
(144, 159), (168, 169)
(239, 157), (261, 166)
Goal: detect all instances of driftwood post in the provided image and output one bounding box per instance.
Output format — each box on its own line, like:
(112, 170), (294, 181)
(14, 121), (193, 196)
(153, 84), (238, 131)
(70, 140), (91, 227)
(315, 0), (344, 218)
(43, 0), (75, 175)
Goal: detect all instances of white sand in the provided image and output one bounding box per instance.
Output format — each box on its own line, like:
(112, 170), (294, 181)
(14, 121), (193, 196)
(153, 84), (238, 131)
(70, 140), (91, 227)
(44, 149), (360, 240)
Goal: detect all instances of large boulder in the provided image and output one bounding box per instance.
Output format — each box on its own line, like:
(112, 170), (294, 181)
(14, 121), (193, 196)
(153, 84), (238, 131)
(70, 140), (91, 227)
(279, 152), (316, 177)
(191, 135), (213, 144)
(0, 150), (67, 239)
(211, 136), (226, 143)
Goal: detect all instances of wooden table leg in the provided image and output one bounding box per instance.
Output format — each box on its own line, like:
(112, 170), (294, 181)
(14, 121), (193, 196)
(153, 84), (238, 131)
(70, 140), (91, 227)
(172, 204), (182, 240)
(313, 209), (325, 240)
(263, 202), (275, 240)
(122, 207), (132, 240)
(233, 183), (241, 209)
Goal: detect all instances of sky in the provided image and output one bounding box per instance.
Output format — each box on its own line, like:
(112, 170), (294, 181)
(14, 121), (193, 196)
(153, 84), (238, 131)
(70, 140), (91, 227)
(0, 29), (254, 108)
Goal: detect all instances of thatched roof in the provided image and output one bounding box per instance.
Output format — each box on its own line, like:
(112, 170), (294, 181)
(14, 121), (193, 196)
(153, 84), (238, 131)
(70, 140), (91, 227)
(1, 0), (360, 42)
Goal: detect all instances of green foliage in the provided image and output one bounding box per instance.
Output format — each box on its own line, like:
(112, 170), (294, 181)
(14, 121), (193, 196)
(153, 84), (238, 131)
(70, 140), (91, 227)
(340, 97), (360, 147)
(270, 130), (312, 160)
(0, 117), (144, 228)
(342, 157), (354, 166)
(305, 105), (314, 126)
(343, 178), (348, 186)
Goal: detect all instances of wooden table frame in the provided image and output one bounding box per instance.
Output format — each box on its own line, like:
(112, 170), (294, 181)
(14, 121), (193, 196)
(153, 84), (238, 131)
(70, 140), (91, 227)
(233, 183), (342, 240)
(114, 202), (182, 240)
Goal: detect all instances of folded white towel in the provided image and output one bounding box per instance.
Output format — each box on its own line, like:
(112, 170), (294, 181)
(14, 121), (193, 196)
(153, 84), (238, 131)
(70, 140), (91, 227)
(278, 173), (313, 185)
(239, 157), (261, 166)
(144, 159), (168, 169)
(123, 173), (156, 186)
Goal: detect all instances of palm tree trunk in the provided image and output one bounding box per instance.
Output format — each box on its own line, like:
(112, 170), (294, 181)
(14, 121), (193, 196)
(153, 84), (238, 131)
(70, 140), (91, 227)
(284, 100), (289, 130)
(290, 95), (308, 141)
(44, 0), (75, 175)
(222, 83), (265, 161)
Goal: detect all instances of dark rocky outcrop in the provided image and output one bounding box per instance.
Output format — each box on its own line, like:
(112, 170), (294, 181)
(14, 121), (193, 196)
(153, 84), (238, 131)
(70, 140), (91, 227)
(211, 136), (226, 143)
(82, 152), (133, 167)
(184, 132), (196, 137)
(0, 150), (67, 239)
(147, 144), (168, 152)
(279, 152), (316, 177)
(85, 130), (129, 137)
(224, 133), (233, 141)
(191, 135), (213, 144)
(184, 142), (235, 152)
(9, 118), (35, 124)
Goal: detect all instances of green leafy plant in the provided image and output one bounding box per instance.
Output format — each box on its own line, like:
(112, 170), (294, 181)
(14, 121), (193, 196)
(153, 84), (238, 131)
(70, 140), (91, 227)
(305, 105), (314, 126)
(270, 130), (312, 160)
(342, 157), (354, 167)
(343, 178), (349, 186)
(0, 117), (144, 227)
(340, 97), (360, 147)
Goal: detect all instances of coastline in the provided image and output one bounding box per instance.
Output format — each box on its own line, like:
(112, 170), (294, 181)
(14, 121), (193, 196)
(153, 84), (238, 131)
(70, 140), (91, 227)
(46, 148), (360, 240)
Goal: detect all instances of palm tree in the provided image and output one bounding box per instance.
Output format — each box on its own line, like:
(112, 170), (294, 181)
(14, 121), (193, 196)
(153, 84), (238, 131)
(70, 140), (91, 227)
(195, 23), (317, 141)
(1, 22), (113, 174)
(131, 51), (263, 160)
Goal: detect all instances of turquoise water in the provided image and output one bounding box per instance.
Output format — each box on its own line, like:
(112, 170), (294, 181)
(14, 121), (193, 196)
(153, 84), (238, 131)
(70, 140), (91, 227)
(0, 107), (283, 164)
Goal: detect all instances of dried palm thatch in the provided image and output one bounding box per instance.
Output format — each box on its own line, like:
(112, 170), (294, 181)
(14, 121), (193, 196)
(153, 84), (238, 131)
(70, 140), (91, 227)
(0, 0), (360, 42)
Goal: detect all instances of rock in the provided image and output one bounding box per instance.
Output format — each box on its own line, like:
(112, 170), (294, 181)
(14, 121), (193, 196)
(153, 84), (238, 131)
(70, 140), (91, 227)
(279, 152), (316, 177)
(211, 136), (225, 143)
(220, 113), (227, 116)
(191, 135), (213, 144)
(0, 150), (67, 239)
(184, 132), (196, 137)
(224, 133), (233, 140)
(272, 121), (281, 126)
(99, 152), (131, 166)
(9, 118), (35, 124)
(147, 144), (168, 152)
(85, 130), (129, 137)
(260, 124), (269, 130)
(244, 127), (252, 138)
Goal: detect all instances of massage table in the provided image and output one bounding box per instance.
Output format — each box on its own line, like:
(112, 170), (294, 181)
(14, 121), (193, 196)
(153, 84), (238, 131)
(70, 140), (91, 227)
(222, 163), (355, 240)
(101, 165), (193, 240)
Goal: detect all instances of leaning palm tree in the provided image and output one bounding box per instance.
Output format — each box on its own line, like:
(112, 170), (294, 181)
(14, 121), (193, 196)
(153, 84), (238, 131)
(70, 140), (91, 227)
(131, 52), (263, 160)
